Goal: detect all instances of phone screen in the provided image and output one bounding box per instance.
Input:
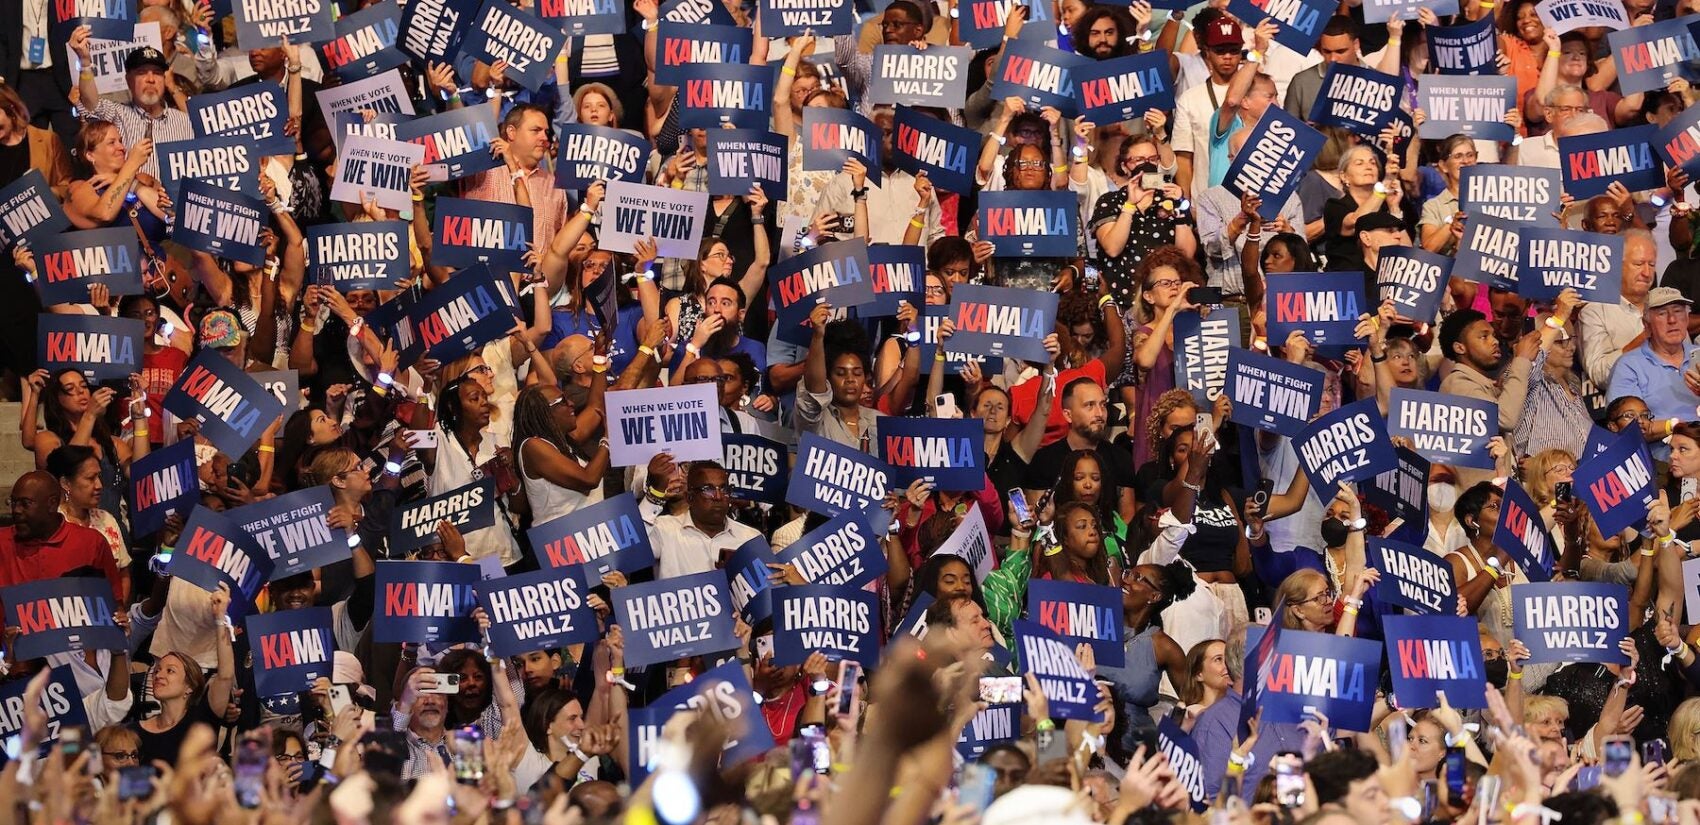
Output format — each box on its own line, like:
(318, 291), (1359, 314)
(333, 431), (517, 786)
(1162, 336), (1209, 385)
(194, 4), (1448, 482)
(1007, 488), (1031, 524)
(1604, 737), (1634, 777)
(1444, 748), (1468, 799)
(118, 766), (157, 801)
(834, 662), (861, 717)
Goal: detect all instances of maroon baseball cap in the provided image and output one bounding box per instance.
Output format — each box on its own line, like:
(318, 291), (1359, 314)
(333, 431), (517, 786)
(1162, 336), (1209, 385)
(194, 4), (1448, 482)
(1202, 18), (1243, 50)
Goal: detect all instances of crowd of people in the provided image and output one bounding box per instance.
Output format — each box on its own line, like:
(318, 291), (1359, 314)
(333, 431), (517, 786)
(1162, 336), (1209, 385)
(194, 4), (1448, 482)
(5, 0), (1700, 823)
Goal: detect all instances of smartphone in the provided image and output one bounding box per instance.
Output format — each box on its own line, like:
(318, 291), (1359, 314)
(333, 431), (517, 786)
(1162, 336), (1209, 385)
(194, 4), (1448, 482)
(1007, 488), (1032, 524)
(1251, 477), (1276, 511)
(1477, 775), (1502, 825)
(1140, 171), (1164, 190)
(1555, 481), (1573, 503)
(421, 673), (462, 694)
(1651, 791), (1680, 825)
(789, 725), (829, 777)
(755, 634), (774, 661)
(1387, 716), (1408, 764)
(835, 661), (861, 718)
(959, 762), (997, 813)
(935, 393), (960, 418)
(830, 213), (855, 233)
(404, 429), (438, 449)
(234, 729), (271, 809)
(118, 765), (156, 801)
(451, 727), (484, 785)
(1273, 757), (1306, 808)
(1187, 286), (1224, 305)
(1444, 747), (1469, 800)
(1083, 264), (1100, 289)
(58, 727), (84, 759)
(1419, 780), (1439, 822)
(1684, 477), (1698, 503)
(1603, 735), (1634, 778)
(330, 684), (354, 716)
(978, 676), (1023, 704)
(1644, 738), (1670, 768)
(1195, 412), (1215, 439)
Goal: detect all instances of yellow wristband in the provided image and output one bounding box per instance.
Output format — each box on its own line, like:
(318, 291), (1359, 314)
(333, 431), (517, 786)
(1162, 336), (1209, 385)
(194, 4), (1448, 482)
(1121, 202), (1137, 213)
(1508, 670), (1523, 680)
(258, 445), (276, 454)
(782, 64), (797, 76)
(909, 217), (924, 229)
(1052, 164), (1067, 173)
(670, 179), (685, 189)
(1097, 295), (1113, 309)
(1548, 49), (1561, 59)
(934, 349), (948, 362)
(1343, 606), (1360, 616)
(638, 345), (655, 358)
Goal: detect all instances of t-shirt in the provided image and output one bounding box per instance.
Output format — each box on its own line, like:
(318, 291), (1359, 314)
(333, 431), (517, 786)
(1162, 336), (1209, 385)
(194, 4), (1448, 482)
(140, 345), (189, 444)
(0, 520), (122, 608)
(1021, 438), (1137, 502)
(1010, 360), (1107, 447)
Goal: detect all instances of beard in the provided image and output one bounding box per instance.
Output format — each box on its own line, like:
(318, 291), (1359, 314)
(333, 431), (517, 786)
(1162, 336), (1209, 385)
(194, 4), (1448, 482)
(134, 88), (163, 108)
(703, 322), (741, 356)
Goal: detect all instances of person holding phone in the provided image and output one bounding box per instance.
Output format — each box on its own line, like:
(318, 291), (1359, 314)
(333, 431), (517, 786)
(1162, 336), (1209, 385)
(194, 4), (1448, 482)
(1125, 249), (1205, 469)
(131, 582), (237, 766)
(1320, 144), (1407, 280)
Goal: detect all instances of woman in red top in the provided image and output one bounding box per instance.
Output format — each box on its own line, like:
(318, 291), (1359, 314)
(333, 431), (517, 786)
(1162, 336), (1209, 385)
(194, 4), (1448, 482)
(119, 293), (188, 447)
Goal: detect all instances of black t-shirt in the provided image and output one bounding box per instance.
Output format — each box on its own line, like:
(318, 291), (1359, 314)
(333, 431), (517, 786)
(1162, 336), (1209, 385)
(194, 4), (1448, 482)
(1021, 438), (1136, 502)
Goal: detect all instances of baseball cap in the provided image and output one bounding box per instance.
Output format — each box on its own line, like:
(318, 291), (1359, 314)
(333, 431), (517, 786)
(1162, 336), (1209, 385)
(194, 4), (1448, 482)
(125, 46), (170, 73)
(198, 308), (245, 350)
(1357, 212), (1407, 234)
(1647, 286), (1693, 310)
(1202, 18), (1243, 50)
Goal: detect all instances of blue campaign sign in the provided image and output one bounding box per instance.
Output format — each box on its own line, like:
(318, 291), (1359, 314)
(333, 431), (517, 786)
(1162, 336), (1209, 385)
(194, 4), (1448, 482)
(530, 493), (655, 588)
(1497, 478), (1557, 582)
(459, 0), (563, 91)
(129, 438), (198, 537)
(1454, 212), (1522, 291)
(1384, 615), (1487, 709)
(408, 265), (516, 361)
(957, 703), (1021, 760)
(1308, 63), (1402, 137)
(1514, 581), (1630, 665)
(187, 83), (290, 159)
(723, 433), (788, 506)
(869, 46), (972, 109)
(541, 0), (624, 35)
(961, 0), (1057, 48)
(1428, 14), (1498, 74)
(37, 315), (142, 382)
(156, 134), (259, 201)
(625, 659), (772, 786)
(432, 197), (531, 271)
(1459, 165), (1562, 227)
(801, 107), (882, 184)
(557, 123), (651, 190)
(1656, 101), (1700, 177)
(1027, 578), (1125, 667)
(1610, 17), (1700, 95)
(770, 237), (877, 346)
(1260, 629), (1382, 732)
(661, 0), (737, 24)
(893, 592), (933, 641)
(32, 229), (140, 307)
(988, 39), (1085, 117)
(173, 179), (267, 265)
(1368, 537), (1457, 615)
(891, 107), (976, 194)
(1418, 76), (1517, 142)
(230, 487), (349, 580)
(1365, 447), (1429, 535)
(304, 221), (409, 292)
(1388, 389), (1498, 470)
(944, 283), (1059, 363)
(678, 62), (772, 131)
(397, 0), (480, 63)
(978, 190), (1079, 258)
(232, 0), (333, 49)
(1376, 245), (1451, 323)
(246, 608), (336, 698)
(1583, 425), (1616, 461)
(0, 169), (69, 248)
(0, 665), (87, 753)
(1074, 51), (1174, 125)
(1518, 228), (1624, 304)
(373, 560), (481, 645)
(163, 348), (286, 457)
(787, 432), (895, 527)
(171, 505), (274, 613)
(1223, 108), (1327, 220)
(1014, 619), (1102, 722)
(865, 243), (925, 317)
(394, 106), (501, 181)
(1159, 719), (1209, 809)
(1265, 272), (1367, 351)
(320, 0), (406, 80)
(724, 536), (775, 626)
(1, 577), (125, 660)
(475, 566), (600, 657)
(1363, 0), (1457, 21)
(879, 416), (986, 491)
(654, 22), (751, 87)
(1574, 426), (1657, 537)
(778, 510), (887, 588)
(1173, 310), (1240, 405)
(1560, 124), (1665, 200)
(390, 479), (498, 554)
(1293, 399), (1398, 495)
(705, 129), (788, 198)
(1227, 0), (1333, 53)
(761, 0), (854, 36)
(613, 571), (739, 668)
(1225, 347), (1324, 437)
(920, 305), (1005, 376)
(773, 584), (880, 667)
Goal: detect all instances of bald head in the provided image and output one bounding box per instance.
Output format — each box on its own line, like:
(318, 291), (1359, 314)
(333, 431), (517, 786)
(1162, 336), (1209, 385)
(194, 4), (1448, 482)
(10, 471), (63, 540)
(550, 335), (596, 385)
(683, 358), (722, 384)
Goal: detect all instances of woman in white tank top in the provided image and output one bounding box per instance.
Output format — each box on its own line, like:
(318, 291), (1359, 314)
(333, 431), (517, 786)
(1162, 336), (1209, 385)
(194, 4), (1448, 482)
(513, 385), (609, 523)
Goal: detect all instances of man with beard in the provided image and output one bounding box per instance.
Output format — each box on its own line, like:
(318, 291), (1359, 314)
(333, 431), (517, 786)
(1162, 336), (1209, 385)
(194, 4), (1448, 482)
(65, 40), (191, 180)
(672, 278), (768, 378)
(391, 649), (526, 771)
(813, 105), (943, 245)
(1438, 307), (1536, 486)
(395, 665), (455, 781)
(1070, 5), (1141, 61)
(1019, 378), (1136, 523)
(646, 461), (760, 579)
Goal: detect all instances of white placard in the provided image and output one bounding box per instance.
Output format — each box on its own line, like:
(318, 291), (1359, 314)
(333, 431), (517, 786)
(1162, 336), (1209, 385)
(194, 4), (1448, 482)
(1537, 0), (1629, 35)
(605, 383), (723, 467)
(935, 504), (992, 582)
(331, 134), (425, 211)
(315, 69), (415, 145)
(86, 22), (163, 96)
(597, 180), (709, 259)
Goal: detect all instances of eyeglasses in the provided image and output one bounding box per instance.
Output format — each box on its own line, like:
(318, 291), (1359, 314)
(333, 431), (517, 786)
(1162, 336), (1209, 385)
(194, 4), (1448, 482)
(686, 374), (731, 385)
(704, 250), (732, 261)
(1615, 411), (1655, 424)
(1546, 464), (1576, 476)
(1549, 104), (1589, 114)
(103, 750), (139, 762)
(1148, 278), (1182, 289)
(467, 365), (493, 377)
(1012, 159), (1048, 170)
(1447, 151), (1479, 162)
(275, 752), (307, 763)
(691, 484), (731, 498)
(924, 284), (948, 295)
(1120, 568), (1161, 591)
(1126, 155), (1159, 167)
(1294, 590), (1336, 607)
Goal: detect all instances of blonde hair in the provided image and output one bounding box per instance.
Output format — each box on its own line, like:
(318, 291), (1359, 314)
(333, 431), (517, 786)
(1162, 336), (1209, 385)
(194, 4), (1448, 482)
(1672, 698), (1700, 762)
(153, 651), (208, 702)
(1277, 569), (1330, 630)
(305, 446), (359, 488)
(1523, 448), (1578, 507)
(1145, 390), (1199, 458)
(1523, 695), (1569, 725)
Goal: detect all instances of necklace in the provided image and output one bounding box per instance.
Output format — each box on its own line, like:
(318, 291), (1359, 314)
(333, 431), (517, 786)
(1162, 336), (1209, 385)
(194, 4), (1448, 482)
(1324, 547), (1345, 591)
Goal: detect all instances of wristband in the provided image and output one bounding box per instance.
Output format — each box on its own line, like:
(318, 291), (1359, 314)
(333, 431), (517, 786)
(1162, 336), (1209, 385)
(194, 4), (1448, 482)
(1544, 315), (1564, 330)
(1371, 352), (1388, 363)
(1051, 164), (1067, 173)
(1035, 719), (1056, 732)
(934, 349), (948, 362)
(1121, 201), (1138, 213)
(258, 445), (276, 454)
(1180, 479), (1203, 493)
(1343, 606), (1360, 616)
(647, 486), (668, 501)
(377, 371), (394, 387)
(370, 384), (388, 398)
(909, 217), (925, 229)
(685, 342), (702, 356)
(638, 345), (656, 358)
(1548, 50), (1561, 59)
(782, 65), (797, 76)
(1097, 295), (1114, 310)
(411, 192), (424, 203)
(591, 354), (609, 373)
(1507, 670), (1523, 680)
(384, 460), (403, 476)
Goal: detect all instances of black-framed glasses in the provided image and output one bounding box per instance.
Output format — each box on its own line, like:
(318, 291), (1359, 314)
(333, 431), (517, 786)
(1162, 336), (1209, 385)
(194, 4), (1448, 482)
(691, 484), (731, 498)
(1614, 411), (1655, 424)
(1294, 590), (1336, 607)
(103, 750), (139, 762)
(274, 752), (306, 763)
(686, 374), (732, 385)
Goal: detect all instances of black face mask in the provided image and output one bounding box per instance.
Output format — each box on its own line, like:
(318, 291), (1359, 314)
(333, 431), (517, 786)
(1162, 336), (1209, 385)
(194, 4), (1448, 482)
(1484, 659), (1509, 689)
(1320, 518), (1350, 549)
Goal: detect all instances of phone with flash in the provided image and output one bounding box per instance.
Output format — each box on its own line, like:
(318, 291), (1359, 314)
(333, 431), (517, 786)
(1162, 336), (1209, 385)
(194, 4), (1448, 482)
(421, 673), (461, 694)
(935, 393), (960, 418)
(404, 429), (437, 449)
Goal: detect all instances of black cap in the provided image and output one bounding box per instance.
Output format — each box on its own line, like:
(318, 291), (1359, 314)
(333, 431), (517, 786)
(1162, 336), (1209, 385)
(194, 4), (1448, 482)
(1357, 211), (1406, 234)
(125, 46), (170, 73)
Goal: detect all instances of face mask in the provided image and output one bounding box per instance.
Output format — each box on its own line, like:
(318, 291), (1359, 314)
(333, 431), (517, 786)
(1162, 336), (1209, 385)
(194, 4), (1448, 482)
(1320, 517), (1350, 549)
(1428, 482), (1459, 514)
(1484, 659), (1509, 689)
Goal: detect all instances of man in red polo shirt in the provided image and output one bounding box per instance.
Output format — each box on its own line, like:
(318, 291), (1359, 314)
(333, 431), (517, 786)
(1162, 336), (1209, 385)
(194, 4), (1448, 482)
(0, 471), (123, 601)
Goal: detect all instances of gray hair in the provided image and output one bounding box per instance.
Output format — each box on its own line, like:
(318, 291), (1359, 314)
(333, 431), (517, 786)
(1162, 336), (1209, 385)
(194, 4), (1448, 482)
(1543, 83), (1587, 108)
(1335, 143), (1379, 177)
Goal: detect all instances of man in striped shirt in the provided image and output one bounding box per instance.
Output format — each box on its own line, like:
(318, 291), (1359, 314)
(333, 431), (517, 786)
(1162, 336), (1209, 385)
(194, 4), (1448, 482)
(67, 35), (191, 181)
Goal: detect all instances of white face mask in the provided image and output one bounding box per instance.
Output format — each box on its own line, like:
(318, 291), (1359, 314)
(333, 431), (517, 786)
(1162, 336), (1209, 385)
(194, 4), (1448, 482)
(1428, 482), (1459, 514)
